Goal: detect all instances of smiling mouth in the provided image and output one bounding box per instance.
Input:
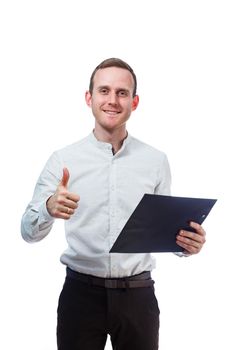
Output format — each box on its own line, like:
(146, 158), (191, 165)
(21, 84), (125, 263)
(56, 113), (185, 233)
(104, 110), (120, 115)
(103, 110), (120, 116)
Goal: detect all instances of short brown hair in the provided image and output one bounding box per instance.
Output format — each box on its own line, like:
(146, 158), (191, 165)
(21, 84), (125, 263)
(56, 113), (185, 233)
(89, 58), (137, 97)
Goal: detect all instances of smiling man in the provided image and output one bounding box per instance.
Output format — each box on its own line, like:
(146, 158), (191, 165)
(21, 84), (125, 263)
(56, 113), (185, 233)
(21, 58), (206, 350)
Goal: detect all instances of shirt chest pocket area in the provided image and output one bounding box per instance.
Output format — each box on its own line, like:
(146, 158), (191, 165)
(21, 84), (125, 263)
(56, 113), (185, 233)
(118, 166), (158, 195)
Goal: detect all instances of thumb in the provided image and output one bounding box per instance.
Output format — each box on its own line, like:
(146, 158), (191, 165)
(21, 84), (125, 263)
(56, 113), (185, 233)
(59, 167), (70, 188)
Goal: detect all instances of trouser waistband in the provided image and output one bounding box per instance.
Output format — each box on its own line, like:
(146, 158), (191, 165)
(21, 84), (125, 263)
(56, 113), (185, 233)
(66, 267), (154, 289)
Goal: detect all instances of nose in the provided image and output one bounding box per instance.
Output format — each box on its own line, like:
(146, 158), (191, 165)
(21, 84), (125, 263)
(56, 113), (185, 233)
(108, 92), (118, 105)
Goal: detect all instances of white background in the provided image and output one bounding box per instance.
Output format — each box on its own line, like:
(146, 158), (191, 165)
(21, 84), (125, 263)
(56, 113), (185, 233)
(0, 1), (232, 349)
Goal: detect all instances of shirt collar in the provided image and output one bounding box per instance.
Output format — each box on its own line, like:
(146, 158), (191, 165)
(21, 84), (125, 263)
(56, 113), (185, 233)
(88, 130), (131, 154)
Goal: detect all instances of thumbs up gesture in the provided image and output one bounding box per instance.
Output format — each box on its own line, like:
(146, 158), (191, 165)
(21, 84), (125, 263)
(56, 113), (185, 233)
(46, 168), (80, 219)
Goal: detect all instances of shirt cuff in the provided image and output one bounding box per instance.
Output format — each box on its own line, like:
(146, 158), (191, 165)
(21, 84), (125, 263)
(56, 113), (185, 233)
(38, 200), (55, 224)
(175, 252), (191, 257)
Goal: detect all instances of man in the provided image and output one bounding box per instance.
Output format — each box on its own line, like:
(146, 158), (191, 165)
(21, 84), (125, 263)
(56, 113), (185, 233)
(21, 58), (206, 350)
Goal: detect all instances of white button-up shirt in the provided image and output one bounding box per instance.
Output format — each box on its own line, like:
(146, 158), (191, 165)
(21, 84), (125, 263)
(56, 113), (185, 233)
(21, 132), (171, 278)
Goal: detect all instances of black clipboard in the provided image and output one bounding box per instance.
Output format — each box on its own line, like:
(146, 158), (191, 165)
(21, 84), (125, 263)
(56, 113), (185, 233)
(110, 194), (217, 253)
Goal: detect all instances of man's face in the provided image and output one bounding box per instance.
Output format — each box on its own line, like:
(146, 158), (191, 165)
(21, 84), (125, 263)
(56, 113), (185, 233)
(85, 67), (139, 132)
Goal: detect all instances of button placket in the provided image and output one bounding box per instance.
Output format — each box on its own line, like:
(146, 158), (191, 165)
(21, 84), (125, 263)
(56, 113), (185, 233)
(108, 159), (118, 276)
(109, 163), (117, 227)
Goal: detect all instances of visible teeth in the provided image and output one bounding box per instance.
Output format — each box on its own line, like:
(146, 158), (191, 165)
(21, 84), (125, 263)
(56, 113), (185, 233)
(105, 111), (118, 114)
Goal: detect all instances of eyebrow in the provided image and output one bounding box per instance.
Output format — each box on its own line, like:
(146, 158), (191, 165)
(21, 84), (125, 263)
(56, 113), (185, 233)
(97, 85), (109, 91)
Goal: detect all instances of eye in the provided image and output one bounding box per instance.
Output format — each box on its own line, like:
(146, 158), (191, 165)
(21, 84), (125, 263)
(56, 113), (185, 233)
(117, 90), (128, 97)
(99, 88), (109, 95)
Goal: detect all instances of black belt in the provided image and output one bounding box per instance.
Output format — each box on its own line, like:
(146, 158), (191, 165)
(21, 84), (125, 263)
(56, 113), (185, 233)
(66, 267), (154, 289)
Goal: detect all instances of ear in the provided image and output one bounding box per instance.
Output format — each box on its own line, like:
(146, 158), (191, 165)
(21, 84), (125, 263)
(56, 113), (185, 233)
(85, 91), (92, 107)
(131, 95), (139, 111)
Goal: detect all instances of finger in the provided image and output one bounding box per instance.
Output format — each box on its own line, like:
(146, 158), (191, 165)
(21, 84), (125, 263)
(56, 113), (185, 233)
(178, 230), (206, 247)
(66, 193), (80, 203)
(64, 198), (79, 210)
(176, 240), (200, 254)
(189, 222), (206, 245)
(49, 206), (72, 220)
(63, 206), (75, 215)
(189, 221), (206, 236)
(57, 212), (72, 220)
(177, 233), (201, 248)
(177, 229), (206, 254)
(56, 192), (80, 206)
(178, 230), (201, 242)
(59, 167), (70, 188)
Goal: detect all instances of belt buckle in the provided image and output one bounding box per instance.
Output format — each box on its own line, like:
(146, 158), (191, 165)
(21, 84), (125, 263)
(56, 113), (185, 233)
(104, 279), (118, 288)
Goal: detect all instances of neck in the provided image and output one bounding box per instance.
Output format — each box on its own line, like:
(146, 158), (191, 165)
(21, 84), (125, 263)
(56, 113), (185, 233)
(93, 126), (128, 154)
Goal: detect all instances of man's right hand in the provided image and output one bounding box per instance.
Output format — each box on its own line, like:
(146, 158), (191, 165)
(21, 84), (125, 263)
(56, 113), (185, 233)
(46, 167), (80, 220)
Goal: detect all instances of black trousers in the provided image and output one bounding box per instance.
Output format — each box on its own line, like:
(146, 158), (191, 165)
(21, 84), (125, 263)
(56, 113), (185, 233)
(57, 271), (160, 350)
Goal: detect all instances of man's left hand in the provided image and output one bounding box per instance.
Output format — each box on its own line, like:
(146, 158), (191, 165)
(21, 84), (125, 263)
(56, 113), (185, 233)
(176, 222), (206, 255)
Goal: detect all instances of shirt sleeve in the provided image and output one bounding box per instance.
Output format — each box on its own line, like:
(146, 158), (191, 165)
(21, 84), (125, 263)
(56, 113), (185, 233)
(21, 152), (63, 243)
(154, 153), (172, 195)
